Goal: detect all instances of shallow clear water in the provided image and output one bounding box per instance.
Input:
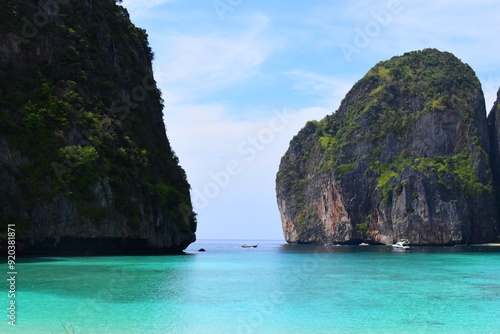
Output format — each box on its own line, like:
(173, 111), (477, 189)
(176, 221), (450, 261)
(4, 240), (500, 333)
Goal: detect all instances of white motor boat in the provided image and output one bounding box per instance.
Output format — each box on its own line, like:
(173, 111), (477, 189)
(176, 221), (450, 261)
(392, 240), (410, 250)
(242, 243), (259, 248)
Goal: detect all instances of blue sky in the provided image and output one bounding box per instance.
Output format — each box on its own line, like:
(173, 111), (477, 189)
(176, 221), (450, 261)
(121, 0), (500, 240)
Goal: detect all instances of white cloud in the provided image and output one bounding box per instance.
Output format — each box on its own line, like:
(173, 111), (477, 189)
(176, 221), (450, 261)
(319, 0), (499, 70)
(134, 10), (291, 238)
(284, 70), (353, 109)
(121, 0), (176, 10)
(120, 0), (500, 239)
(120, 0), (183, 23)
(323, 0), (500, 107)
(372, 1), (500, 64)
(153, 14), (276, 103)
(161, 96), (330, 239)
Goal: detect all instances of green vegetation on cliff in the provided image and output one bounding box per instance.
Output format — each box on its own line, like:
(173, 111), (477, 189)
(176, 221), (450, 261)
(0, 0), (196, 252)
(277, 49), (497, 245)
(371, 153), (492, 204)
(312, 50), (491, 193)
(316, 49), (484, 166)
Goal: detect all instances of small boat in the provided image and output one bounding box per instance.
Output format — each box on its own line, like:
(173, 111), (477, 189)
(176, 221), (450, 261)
(392, 240), (410, 250)
(242, 244), (259, 248)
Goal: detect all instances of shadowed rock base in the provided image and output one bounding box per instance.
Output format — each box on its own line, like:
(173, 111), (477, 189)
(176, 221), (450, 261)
(11, 237), (192, 256)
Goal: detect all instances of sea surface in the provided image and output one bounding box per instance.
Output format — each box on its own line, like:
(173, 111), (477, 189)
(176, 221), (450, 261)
(4, 240), (500, 334)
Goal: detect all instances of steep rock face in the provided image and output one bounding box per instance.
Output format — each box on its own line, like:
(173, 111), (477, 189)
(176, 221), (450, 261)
(0, 0), (196, 253)
(488, 88), (500, 225)
(277, 49), (497, 245)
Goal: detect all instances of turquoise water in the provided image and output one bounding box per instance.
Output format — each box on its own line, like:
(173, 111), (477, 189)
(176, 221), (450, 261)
(4, 240), (500, 333)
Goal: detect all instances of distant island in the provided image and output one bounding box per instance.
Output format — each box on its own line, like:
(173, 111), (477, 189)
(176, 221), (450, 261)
(0, 0), (196, 254)
(276, 49), (500, 245)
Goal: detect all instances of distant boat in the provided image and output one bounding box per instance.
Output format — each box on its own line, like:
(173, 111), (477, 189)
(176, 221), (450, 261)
(242, 244), (259, 248)
(392, 240), (410, 250)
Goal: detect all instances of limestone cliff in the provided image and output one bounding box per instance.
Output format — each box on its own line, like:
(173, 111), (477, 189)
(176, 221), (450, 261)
(488, 88), (500, 225)
(0, 0), (196, 253)
(277, 49), (498, 245)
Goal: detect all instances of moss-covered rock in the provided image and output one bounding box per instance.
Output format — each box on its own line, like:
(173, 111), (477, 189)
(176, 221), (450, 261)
(488, 88), (500, 240)
(276, 49), (497, 245)
(0, 0), (196, 254)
